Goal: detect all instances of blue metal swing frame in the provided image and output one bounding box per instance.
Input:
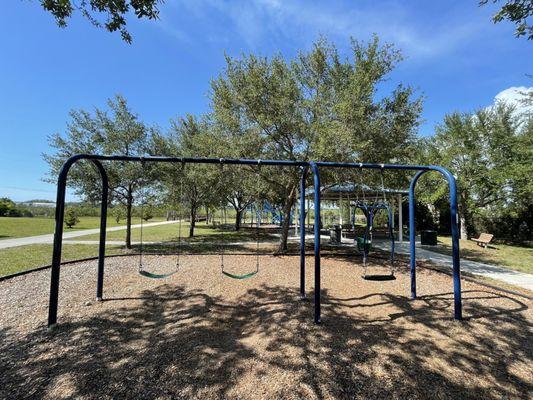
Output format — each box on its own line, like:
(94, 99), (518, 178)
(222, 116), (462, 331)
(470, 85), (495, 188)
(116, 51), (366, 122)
(47, 155), (462, 328)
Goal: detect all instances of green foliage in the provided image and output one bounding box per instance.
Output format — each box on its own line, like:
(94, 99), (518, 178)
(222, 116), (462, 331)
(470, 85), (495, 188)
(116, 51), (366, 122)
(480, 0), (533, 39)
(152, 115), (225, 237)
(211, 36), (422, 250)
(40, 0), (162, 43)
(0, 198), (16, 217)
(420, 102), (532, 241)
(0, 198), (34, 217)
(44, 95), (153, 247)
(111, 205), (126, 223)
(64, 209), (80, 228)
(141, 206), (154, 222)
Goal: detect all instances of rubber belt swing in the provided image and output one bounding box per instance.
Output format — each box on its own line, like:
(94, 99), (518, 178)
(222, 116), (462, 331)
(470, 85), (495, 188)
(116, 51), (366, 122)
(360, 165), (395, 281)
(220, 160), (261, 279)
(137, 158), (180, 279)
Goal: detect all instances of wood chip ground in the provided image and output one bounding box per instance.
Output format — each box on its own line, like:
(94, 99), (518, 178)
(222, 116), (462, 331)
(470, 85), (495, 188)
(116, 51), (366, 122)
(1, 254), (531, 399)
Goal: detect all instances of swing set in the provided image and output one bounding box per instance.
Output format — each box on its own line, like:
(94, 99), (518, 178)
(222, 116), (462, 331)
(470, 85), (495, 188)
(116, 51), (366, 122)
(137, 159), (263, 280)
(47, 155), (463, 328)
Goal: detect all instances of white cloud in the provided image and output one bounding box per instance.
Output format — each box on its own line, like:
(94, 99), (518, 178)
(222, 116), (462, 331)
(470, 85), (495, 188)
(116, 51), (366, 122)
(490, 86), (533, 116)
(157, 0), (490, 60)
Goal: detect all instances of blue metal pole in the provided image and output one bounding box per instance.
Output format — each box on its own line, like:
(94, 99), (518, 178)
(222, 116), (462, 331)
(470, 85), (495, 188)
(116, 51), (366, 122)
(310, 162), (321, 324)
(386, 204), (395, 266)
(299, 167), (308, 299)
(432, 167), (462, 320)
(94, 161), (109, 301)
(48, 158), (74, 327)
(409, 171), (425, 299)
(409, 168), (462, 319)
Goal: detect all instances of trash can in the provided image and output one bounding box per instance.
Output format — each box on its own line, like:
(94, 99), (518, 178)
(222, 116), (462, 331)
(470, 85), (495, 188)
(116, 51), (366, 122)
(421, 230), (438, 246)
(329, 225), (342, 243)
(334, 225), (342, 243)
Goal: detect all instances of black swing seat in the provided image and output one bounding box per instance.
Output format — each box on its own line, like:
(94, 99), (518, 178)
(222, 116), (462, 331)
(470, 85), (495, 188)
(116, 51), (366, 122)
(362, 274), (396, 281)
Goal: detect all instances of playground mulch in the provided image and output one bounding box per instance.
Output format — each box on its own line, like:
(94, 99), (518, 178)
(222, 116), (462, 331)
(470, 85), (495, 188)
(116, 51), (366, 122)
(0, 254), (531, 399)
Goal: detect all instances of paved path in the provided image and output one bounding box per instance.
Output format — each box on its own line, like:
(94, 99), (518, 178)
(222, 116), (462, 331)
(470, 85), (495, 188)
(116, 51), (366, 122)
(374, 240), (533, 292)
(0, 220), (179, 250)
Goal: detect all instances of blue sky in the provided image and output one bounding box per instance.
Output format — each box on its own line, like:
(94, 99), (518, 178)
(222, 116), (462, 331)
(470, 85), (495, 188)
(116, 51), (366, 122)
(0, 0), (531, 201)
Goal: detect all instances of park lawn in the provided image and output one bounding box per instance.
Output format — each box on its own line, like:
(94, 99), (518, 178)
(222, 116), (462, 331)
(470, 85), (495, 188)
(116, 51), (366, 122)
(0, 243), (126, 277)
(74, 221), (277, 244)
(0, 216), (164, 240)
(433, 236), (533, 274)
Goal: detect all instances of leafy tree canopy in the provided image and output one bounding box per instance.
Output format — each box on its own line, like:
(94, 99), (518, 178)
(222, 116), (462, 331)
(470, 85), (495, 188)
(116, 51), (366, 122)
(39, 0), (162, 43)
(419, 102), (532, 238)
(480, 0), (533, 39)
(211, 36), (423, 251)
(44, 94), (153, 247)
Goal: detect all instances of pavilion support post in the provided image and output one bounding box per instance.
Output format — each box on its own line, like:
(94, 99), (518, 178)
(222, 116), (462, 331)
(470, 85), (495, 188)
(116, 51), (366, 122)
(299, 167), (308, 299)
(398, 193), (403, 243)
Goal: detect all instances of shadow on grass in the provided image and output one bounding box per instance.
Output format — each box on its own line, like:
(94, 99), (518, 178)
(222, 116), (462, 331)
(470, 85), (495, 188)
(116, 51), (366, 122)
(1, 283), (530, 399)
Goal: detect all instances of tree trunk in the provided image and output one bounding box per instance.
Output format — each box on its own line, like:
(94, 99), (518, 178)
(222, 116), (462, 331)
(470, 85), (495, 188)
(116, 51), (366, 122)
(125, 190), (133, 249)
(276, 186), (297, 254)
(189, 206), (197, 237)
(459, 214), (468, 240)
(205, 206), (209, 225)
(459, 193), (470, 240)
(235, 208), (242, 231)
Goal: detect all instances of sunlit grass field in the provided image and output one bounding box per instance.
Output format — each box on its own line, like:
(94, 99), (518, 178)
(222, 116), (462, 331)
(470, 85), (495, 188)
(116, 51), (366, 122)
(432, 236), (533, 274)
(72, 221), (279, 243)
(0, 243), (126, 277)
(0, 216), (164, 240)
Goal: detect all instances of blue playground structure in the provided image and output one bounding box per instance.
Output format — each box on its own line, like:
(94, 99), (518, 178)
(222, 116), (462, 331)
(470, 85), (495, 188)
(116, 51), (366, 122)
(262, 201), (294, 225)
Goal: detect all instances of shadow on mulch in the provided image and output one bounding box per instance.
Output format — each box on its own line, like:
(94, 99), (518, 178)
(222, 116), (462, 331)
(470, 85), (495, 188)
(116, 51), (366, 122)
(1, 281), (531, 399)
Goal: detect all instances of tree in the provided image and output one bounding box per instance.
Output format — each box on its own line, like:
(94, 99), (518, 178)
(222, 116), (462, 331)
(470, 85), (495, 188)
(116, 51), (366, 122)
(0, 198), (16, 217)
(64, 209), (79, 228)
(44, 95), (153, 248)
(421, 102), (532, 239)
(39, 0), (162, 43)
(152, 115), (224, 237)
(211, 36), (422, 252)
(111, 205), (126, 223)
(480, 0), (533, 39)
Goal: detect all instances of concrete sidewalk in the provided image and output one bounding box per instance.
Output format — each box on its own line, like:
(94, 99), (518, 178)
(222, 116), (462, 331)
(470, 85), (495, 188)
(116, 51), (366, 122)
(0, 220), (179, 250)
(374, 240), (533, 292)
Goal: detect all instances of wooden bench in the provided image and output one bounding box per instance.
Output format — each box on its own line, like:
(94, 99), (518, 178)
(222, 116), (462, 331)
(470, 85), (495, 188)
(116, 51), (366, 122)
(471, 233), (493, 248)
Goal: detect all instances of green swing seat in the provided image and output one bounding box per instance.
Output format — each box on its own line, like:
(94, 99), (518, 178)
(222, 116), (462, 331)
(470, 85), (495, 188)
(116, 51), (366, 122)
(221, 269), (258, 280)
(139, 269), (178, 279)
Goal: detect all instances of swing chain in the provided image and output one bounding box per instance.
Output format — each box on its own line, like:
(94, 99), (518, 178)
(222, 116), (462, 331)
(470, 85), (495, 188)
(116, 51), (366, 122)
(139, 157), (146, 272)
(176, 159), (185, 270)
(255, 160), (261, 270)
(219, 159), (225, 271)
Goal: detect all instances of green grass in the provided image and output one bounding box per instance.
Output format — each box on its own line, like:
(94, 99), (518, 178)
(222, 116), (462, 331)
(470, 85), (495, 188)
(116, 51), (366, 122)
(74, 221), (278, 243)
(0, 216), (164, 240)
(431, 236), (533, 274)
(0, 243), (126, 277)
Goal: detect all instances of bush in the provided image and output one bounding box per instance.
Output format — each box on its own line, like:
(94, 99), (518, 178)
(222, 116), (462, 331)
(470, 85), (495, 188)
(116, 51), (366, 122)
(111, 206), (126, 223)
(64, 209), (80, 228)
(142, 207), (154, 222)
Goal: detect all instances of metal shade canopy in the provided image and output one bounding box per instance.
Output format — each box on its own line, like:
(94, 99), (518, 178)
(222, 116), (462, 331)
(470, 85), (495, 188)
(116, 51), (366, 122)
(305, 183), (409, 201)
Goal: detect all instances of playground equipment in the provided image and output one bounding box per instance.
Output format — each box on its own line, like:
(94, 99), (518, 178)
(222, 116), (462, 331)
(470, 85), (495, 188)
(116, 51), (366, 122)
(263, 201), (294, 226)
(137, 160), (182, 279)
(220, 162), (261, 279)
(47, 155), (463, 328)
(353, 165), (395, 280)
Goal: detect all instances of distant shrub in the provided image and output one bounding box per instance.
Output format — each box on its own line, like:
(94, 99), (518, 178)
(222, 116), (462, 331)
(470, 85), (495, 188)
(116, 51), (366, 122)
(65, 209), (80, 228)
